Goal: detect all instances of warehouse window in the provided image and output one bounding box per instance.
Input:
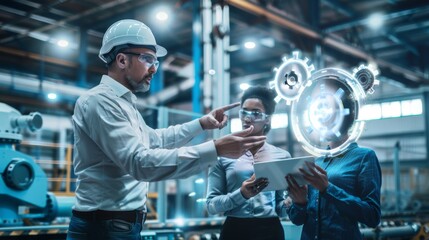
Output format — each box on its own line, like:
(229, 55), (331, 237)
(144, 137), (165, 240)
(360, 98), (422, 120)
(361, 104), (382, 120)
(381, 101), (401, 118)
(401, 99), (422, 116)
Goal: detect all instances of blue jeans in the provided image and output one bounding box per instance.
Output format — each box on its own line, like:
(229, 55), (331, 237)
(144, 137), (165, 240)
(66, 215), (143, 240)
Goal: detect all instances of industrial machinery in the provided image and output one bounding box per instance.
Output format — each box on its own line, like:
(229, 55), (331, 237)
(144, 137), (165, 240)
(0, 103), (74, 228)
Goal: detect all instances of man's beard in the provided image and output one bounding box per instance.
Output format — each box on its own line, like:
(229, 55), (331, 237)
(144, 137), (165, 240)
(126, 75), (151, 93)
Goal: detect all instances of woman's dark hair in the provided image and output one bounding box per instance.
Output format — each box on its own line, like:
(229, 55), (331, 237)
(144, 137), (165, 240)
(241, 85), (277, 115)
(241, 85), (277, 134)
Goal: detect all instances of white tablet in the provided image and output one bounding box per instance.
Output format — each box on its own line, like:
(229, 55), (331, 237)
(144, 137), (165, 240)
(254, 156), (315, 191)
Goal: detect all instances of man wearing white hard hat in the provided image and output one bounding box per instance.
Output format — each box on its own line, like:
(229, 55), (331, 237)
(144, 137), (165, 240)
(67, 19), (266, 240)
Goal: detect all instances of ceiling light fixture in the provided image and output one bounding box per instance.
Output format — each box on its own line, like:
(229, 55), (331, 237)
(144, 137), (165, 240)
(156, 11), (169, 21)
(47, 93), (57, 100)
(244, 41), (256, 49)
(57, 39), (69, 48)
(368, 13), (384, 30)
(240, 83), (250, 90)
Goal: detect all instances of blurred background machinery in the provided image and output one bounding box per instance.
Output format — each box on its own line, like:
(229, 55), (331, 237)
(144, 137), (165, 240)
(0, 103), (74, 233)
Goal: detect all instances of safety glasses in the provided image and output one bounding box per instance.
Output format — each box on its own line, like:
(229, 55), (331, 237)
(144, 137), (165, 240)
(239, 109), (269, 122)
(121, 52), (159, 69)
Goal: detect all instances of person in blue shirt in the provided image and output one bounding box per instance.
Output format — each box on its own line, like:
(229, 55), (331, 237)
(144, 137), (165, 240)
(206, 86), (291, 240)
(285, 142), (382, 240)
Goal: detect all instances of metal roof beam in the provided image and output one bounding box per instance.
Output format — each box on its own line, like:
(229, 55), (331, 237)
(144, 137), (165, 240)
(13, 0), (70, 17)
(323, 4), (429, 33)
(226, 0), (427, 86)
(322, 0), (354, 17)
(322, 0), (419, 56)
(0, 0), (135, 44)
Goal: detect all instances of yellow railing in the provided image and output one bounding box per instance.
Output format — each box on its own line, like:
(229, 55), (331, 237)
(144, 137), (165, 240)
(20, 141), (75, 196)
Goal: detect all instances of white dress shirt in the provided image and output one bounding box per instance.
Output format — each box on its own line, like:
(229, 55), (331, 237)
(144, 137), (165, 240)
(72, 75), (217, 211)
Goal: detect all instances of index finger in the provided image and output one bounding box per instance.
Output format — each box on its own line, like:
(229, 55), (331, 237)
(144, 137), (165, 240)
(286, 175), (298, 189)
(314, 164), (327, 175)
(305, 162), (320, 176)
(218, 102), (240, 112)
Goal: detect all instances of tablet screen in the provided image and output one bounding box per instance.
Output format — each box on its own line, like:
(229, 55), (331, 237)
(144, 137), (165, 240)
(254, 156), (315, 191)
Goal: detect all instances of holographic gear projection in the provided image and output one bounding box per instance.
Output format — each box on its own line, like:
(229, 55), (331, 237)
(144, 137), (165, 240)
(271, 51), (379, 157)
(271, 51), (315, 105)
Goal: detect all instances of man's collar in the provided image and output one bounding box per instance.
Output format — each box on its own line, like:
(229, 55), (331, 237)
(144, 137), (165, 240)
(100, 75), (137, 104)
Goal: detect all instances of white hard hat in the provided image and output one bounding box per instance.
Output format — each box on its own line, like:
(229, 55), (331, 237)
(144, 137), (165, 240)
(99, 19), (167, 63)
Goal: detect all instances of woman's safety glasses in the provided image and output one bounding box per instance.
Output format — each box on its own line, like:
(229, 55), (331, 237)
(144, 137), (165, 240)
(239, 109), (269, 122)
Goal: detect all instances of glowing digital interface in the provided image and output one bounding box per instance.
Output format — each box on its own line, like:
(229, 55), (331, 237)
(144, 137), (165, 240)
(271, 52), (379, 157)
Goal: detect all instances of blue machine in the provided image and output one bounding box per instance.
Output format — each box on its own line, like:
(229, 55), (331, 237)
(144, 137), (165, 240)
(0, 103), (74, 227)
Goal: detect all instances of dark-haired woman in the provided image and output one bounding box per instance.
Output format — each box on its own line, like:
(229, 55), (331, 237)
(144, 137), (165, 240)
(206, 86), (291, 240)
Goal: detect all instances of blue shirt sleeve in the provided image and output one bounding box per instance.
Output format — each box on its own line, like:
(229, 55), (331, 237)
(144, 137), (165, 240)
(286, 202), (308, 225)
(321, 150), (381, 227)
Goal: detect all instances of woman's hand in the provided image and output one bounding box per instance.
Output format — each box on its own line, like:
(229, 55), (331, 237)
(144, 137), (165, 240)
(240, 174), (268, 199)
(286, 175), (308, 205)
(300, 162), (329, 193)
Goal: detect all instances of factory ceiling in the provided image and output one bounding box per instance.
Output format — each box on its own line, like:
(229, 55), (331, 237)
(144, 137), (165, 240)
(0, 0), (428, 114)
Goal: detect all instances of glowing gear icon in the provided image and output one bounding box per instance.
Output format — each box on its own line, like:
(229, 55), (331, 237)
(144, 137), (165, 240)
(353, 64), (380, 94)
(270, 51), (315, 105)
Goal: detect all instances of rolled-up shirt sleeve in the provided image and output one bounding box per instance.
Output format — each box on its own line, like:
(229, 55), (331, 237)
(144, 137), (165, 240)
(206, 161), (247, 215)
(153, 119), (205, 149)
(79, 94), (218, 181)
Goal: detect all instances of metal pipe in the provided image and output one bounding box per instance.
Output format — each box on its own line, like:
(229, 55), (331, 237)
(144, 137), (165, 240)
(222, 4), (231, 137)
(55, 196), (75, 217)
(393, 141), (401, 212)
(192, 0), (202, 114)
(156, 107), (169, 223)
(0, 71), (87, 98)
(360, 224), (420, 239)
(78, 27), (88, 87)
(212, 3), (231, 138)
(202, 0), (213, 111)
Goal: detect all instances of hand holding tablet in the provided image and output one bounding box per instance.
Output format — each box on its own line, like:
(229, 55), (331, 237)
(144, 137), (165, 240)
(254, 156), (315, 191)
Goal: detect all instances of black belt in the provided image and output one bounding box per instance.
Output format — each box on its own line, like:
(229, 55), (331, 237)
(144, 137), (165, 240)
(72, 209), (146, 223)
